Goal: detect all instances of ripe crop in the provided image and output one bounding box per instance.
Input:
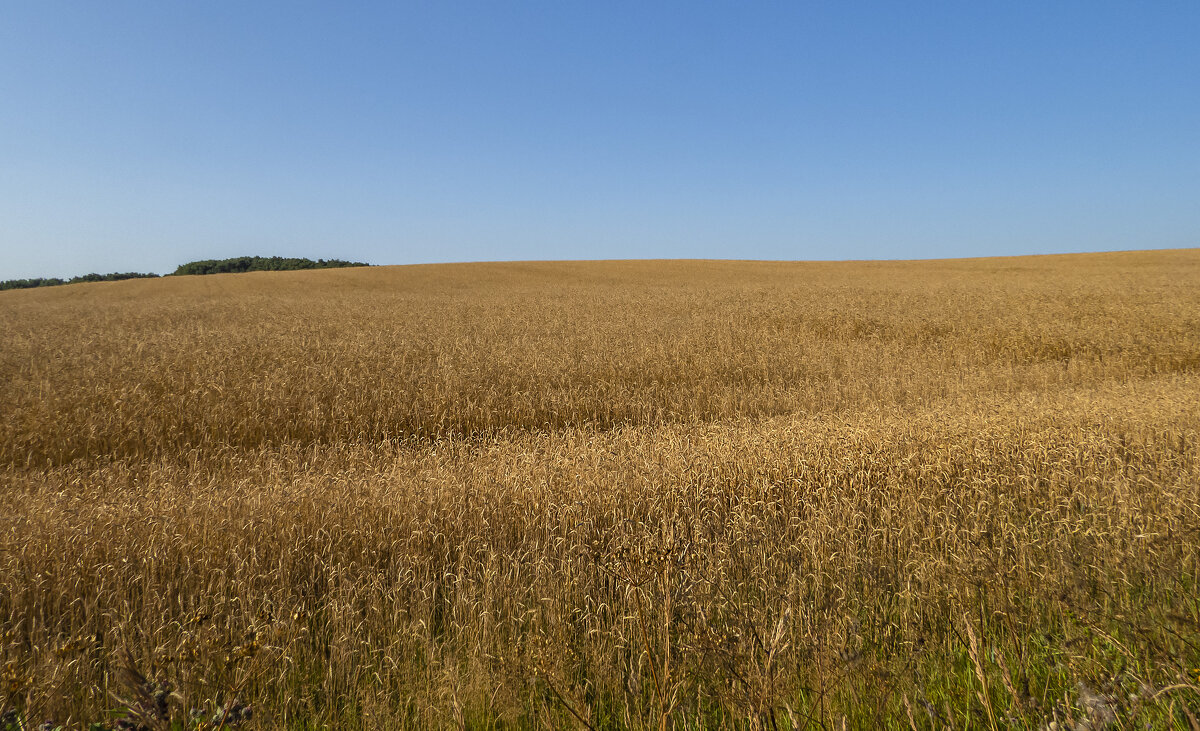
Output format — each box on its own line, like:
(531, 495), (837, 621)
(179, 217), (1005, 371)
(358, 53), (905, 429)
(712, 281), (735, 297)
(2, 251), (1198, 728)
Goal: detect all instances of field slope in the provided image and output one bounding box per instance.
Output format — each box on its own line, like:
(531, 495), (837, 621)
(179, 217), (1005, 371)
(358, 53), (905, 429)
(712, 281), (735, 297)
(2, 251), (1199, 728)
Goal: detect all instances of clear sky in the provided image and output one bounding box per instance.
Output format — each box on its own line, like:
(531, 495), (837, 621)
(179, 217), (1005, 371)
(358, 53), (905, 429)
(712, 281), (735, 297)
(2, 2), (1198, 278)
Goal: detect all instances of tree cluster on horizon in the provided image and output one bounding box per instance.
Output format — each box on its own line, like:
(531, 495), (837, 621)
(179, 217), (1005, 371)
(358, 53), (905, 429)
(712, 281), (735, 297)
(1, 256), (370, 291)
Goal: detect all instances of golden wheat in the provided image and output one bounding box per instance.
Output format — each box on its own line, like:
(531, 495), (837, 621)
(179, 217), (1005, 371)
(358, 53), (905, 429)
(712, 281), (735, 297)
(1, 251), (1199, 728)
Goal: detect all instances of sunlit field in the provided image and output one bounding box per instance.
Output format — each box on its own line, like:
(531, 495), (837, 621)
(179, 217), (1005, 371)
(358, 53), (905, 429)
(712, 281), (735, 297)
(2, 251), (1199, 729)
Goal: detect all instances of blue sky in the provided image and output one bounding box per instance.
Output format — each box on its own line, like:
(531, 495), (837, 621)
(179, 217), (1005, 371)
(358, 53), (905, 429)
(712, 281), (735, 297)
(1, 2), (1198, 278)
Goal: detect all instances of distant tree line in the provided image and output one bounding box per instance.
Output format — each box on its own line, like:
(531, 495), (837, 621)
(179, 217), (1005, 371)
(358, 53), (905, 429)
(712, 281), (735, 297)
(170, 256), (369, 276)
(0, 272), (159, 291)
(1, 257), (370, 291)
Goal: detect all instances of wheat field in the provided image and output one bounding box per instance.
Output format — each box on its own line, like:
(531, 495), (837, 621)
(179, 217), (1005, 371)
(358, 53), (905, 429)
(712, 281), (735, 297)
(2, 251), (1199, 729)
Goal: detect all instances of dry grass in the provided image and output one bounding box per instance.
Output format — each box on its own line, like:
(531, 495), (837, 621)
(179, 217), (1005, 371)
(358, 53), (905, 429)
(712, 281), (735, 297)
(2, 250), (1199, 728)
